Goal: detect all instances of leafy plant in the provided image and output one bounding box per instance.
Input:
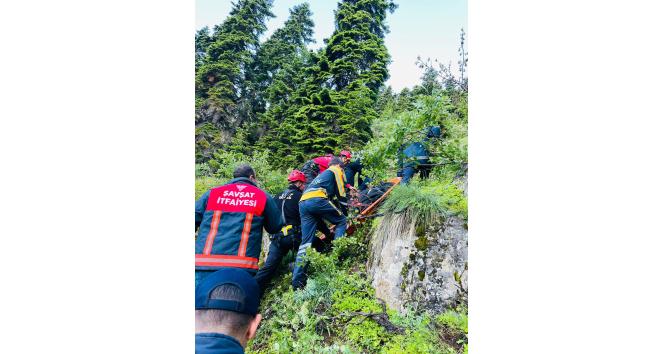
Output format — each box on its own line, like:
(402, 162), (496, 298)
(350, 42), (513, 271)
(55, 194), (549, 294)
(207, 149), (287, 195)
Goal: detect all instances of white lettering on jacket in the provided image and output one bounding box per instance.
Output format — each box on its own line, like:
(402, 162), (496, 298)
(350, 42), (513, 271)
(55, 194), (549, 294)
(221, 190), (256, 198)
(215, 197), (258, 207)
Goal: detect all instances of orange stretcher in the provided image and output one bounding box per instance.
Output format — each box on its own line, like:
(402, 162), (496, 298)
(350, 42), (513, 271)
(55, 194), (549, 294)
(345, 177), (401, 235)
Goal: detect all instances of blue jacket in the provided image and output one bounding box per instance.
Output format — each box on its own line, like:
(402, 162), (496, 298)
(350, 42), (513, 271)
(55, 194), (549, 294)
(196, 333), (244, 354)
(399, 141), (431, 170)
(399, 126), (441, 169)
(301, 165), (348, 215)
(195, 177), (282, 271)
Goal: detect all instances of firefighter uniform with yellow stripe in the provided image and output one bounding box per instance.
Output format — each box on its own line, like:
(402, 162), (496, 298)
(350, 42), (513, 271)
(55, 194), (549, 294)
(195, 177), (282, 286)
(292, 164), (348, 289)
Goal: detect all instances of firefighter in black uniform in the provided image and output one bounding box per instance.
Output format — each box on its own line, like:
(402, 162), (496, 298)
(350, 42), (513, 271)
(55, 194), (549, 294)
(254, 170), (329, 295)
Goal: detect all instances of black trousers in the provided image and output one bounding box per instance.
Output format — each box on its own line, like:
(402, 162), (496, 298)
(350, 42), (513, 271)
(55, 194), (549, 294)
(254, 232), (331, 296)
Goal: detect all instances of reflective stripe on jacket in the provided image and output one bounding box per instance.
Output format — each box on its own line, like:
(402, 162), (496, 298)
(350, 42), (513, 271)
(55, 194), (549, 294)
(195, 177), (282, 271)
(301, 165), (346, 201)
(402, 141), (430, 167)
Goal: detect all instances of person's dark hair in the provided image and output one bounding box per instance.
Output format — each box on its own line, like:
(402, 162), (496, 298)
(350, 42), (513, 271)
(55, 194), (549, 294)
(195, 284), (253, 335)
(328, 156), (343, 167)
(233, 164), (256, 179)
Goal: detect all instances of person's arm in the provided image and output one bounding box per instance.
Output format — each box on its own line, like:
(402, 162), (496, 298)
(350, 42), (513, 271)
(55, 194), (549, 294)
(195, 190), (210, 231)
(262, 194), (284, 234)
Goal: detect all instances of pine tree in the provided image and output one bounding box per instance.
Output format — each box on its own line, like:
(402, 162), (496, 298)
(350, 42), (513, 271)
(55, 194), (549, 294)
(195, 27), (212, 69)
(241, 3), (316, 156)
(261, 0), (397, 167)
(194, 0), (274, 162)
(250, 3), (314, 113)
(319, 0), (397, 150)
(324, 0), (397, 93)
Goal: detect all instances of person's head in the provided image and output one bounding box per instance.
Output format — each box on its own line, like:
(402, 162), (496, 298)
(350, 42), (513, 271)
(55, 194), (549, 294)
(427, 126), (442, 139)
(287, 169), (306, 191)
(233, 164), (258, 185)
(328, 156), (344, 168)
(195, 268), (262, 348)
(339, 150), (352, 165)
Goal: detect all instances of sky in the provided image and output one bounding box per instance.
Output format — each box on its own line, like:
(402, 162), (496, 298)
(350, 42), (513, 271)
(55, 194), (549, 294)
(196, 0), (467, 91)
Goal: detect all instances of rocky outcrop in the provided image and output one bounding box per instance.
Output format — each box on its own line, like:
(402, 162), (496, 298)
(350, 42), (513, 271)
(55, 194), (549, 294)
(367, 212), (468, 315)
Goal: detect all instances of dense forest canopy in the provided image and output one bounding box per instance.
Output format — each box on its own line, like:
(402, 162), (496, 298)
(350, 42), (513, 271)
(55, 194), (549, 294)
(195, 0), (398, 167)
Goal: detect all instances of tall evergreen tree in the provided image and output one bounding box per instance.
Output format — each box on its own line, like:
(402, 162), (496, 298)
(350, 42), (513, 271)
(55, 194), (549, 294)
(234, 3), (316, 156)
(324, 0), (396, 93)
(195, 27), (212, 69)
(276, 0), (396, 162)
(194, 0), (274, 162)
(250, 3), (314, 113)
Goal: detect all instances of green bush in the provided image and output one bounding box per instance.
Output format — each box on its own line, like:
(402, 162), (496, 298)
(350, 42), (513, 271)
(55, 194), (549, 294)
(195, 163), (213, 178)
(195, 176), (226, 199)
(207, 150), (288, 195)
(358, 88), (468, 185)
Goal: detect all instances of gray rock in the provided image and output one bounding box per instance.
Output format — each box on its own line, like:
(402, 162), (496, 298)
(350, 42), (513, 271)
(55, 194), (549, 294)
(367, 212), (468, 315)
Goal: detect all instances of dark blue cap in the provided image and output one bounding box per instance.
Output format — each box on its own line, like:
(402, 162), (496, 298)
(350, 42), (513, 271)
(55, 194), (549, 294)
(195, 268), (260, 315)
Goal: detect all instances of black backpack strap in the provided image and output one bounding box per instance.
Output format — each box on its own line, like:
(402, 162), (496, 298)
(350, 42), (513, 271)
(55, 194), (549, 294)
(279, 189), (295, 225)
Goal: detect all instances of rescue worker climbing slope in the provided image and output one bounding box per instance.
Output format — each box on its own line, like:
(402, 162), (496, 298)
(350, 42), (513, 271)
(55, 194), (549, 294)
(398, 126), (442, 184)
(341, 150), (367, 190)
(195, 164), (283, 286)
(292, 157), (348, 289)
(252, 170), (332, 295)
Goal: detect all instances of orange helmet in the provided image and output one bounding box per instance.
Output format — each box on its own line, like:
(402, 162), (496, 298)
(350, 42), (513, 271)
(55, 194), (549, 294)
(287, 169), (306, 183)
(340, 150), (352, 159)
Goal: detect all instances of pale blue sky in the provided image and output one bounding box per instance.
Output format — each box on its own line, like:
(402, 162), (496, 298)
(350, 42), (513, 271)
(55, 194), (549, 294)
(196, 0), (467, 90)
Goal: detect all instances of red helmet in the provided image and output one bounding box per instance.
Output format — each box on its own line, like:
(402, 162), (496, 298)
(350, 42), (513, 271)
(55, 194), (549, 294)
(340, 150), (352, 159)
(287, 169), (306, 183)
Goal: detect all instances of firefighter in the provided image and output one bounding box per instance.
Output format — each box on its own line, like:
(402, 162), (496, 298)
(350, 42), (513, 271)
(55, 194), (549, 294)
(195, 164), (283, 287)
(254, 170), (332, 296)
(398, 126), (442, 184)
(341, 150), (367, 190)
(293, 157), (348, 289)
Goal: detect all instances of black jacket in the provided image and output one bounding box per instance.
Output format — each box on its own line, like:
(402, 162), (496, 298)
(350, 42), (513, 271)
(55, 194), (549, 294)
(276, 184), (303, 226)
(344, 160), (363, 187)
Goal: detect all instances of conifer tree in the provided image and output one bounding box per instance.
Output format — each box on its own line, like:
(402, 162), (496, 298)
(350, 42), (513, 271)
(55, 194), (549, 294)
(324, 0), (396, 94)
(277, 0), (396, 161)
(235, 3), (316, 157)
(194, 0), (274, 162)
(250, 3), (314, 112)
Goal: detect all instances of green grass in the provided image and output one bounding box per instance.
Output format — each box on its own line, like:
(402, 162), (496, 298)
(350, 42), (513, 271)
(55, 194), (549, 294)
(380, 178), (467, 223)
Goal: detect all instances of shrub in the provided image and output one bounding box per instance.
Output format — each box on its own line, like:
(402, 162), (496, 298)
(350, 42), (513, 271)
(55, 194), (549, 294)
(195, 176), (225, 199)
(195, 163), (213, 178)
(207, 150), (288, 195)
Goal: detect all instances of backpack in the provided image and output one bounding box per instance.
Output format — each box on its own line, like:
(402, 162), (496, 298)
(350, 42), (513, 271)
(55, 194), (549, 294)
(301, 160), (320, 180)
